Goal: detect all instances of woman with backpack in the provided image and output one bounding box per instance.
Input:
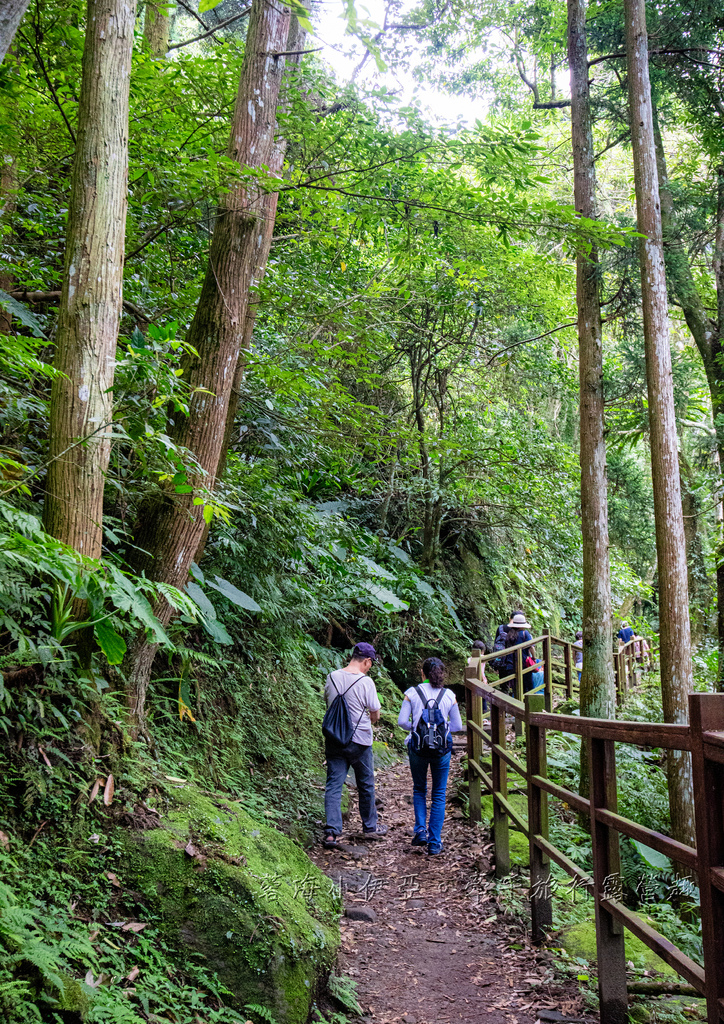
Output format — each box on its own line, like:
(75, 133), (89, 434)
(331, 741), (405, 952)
(501, 611), (535, 694)
(397, 657), (463, 856)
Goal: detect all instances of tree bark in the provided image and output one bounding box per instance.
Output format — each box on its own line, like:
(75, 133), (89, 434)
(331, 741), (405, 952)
(653, 115), (724, 689)
(679, 452), (708, 643)
(143, 0), (173, 56)
(43, 0), (137, 558)
(217, 9), (307, 481)
(624, 0), (696, 848)
(126, 0), (291, 730)
(567, 0), (615, 750)
(0, 0), (31, 64)
(0, 159), (16, 334)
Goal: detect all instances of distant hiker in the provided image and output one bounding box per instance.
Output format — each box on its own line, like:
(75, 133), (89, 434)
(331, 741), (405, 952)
(618, 621), (634, 645)
(322, 642), (388, 849)
(633, 631), (651, 666)
(573, 630), (583, 682)
(501, 611), (534, 693)
(490, 622), (509, 678)
(472, 639), (491, 705)
(529, 659), (544, 693)
(397, 657), (464, 856)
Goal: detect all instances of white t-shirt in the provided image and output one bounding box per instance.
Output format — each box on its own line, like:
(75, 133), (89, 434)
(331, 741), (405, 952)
(325, 670), (381, 746)
(399, 683), (462, 745)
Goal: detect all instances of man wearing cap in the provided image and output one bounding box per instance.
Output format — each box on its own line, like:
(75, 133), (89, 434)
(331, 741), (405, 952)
(323, 642), (387, 848)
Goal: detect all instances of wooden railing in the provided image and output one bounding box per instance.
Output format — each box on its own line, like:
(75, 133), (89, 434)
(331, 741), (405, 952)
(614, 634), (657, 701)
(463, 650), (724, 1024)
(472, 629), (657, 713)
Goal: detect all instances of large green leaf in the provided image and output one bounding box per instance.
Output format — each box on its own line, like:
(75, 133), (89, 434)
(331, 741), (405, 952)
(186, 581), (233, 645)
(0, 290), (46, 338)
(198, 0), (223, 11)
(356, 554), (394, 580)
(186, 581), (217, 620)
(436, 587), (465, 633)
(411, 577), (435, 597)
(106, 565), (171, 646)
(359, 581), (409, 612)
(631, 839), (672, 871)
(206, 575), (261, 613)
(94, 619), (127, 665)
(202, 616), (233, 646)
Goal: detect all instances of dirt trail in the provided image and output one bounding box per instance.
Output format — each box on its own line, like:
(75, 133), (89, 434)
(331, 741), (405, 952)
(310, 755), (591, 1024)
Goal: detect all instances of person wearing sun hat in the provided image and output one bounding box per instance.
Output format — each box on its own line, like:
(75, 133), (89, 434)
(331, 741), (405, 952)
(500, 610), (535, 683)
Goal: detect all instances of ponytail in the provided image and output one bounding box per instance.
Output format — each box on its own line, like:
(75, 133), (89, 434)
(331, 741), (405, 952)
(422, 657), (446, 689)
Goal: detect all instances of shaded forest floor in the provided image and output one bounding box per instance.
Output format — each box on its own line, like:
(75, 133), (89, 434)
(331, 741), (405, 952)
(309, 757), (595, 1024)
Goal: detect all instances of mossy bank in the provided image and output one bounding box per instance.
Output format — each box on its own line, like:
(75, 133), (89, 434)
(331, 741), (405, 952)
(123, 785), (341, 1023)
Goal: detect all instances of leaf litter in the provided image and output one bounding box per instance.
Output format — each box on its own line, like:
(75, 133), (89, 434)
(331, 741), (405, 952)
(310, 758), (594, 1024)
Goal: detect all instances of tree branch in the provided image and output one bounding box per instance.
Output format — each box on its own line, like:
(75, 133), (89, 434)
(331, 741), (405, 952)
(20, 26), (76, 144)
(588, 46), (724, 69)
(485, 311), (626, 366)
(175, 0), (210, 31)
(269, 47), (322, 57)
(9, 290), (151, 321)
(168, 8), (251, 50)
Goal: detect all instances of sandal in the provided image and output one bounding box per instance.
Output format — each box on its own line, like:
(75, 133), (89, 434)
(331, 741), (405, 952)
(323, 833), (341, 849)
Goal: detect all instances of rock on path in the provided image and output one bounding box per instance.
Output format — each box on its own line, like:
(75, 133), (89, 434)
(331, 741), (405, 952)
(310, 757), (592, 1024)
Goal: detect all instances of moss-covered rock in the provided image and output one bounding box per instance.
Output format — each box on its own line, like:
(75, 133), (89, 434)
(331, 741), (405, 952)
(560, 918), (677, 978)
(508, 830), (530, 866)
(123, 784), (340, 1024)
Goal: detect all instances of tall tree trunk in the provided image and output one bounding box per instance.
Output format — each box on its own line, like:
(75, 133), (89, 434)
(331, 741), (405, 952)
(716, 168), (724, 691)
(624, 0), (696, 848)
(44, 0), (137, 558)
(217, 10), (307, 481)
(0, 159), (16, 334)
(0, 0), (31, 64)
(567, 0), (615, 751)
(143, 0), (172, 56)
(679, 452), (707, 643)
(653, 114), (724, 690)
(125, 0), (291, 731)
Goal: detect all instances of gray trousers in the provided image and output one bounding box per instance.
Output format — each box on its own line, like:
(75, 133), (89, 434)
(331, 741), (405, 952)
(324, 741), (377, 835)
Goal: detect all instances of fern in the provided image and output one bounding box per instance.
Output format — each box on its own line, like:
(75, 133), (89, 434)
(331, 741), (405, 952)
(244, 1004), (282, 1024)
(11, 939), (66, 994)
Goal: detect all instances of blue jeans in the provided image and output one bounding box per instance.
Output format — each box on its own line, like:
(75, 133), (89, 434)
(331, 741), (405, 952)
(324, 741), (377, 836)
(408, 747), (451, 852)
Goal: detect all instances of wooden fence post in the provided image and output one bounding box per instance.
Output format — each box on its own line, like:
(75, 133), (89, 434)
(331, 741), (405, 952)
(465, 660), (482, 824)
(542, 628), (552, 712)
(564, 641), (573, 699)
(589, 735), (628, 1024)
(491, 697), (510, 878)
(526, 692), (552, 942)
(615, 651), (624, 706)
(514, 647), (523, 738)
(689, 693), (724, 1024)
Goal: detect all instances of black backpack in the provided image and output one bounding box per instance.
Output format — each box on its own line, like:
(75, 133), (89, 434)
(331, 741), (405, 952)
(410, 686), (451, 754)
(322, 673), (366, 747)
(490, 628), (508, 671)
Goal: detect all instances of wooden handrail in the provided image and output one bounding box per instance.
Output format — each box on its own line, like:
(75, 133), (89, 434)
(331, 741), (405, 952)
(462, 654), (724, 1024)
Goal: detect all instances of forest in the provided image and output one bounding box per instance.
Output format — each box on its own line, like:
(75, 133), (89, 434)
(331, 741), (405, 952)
(0, 0), (723, 1021)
